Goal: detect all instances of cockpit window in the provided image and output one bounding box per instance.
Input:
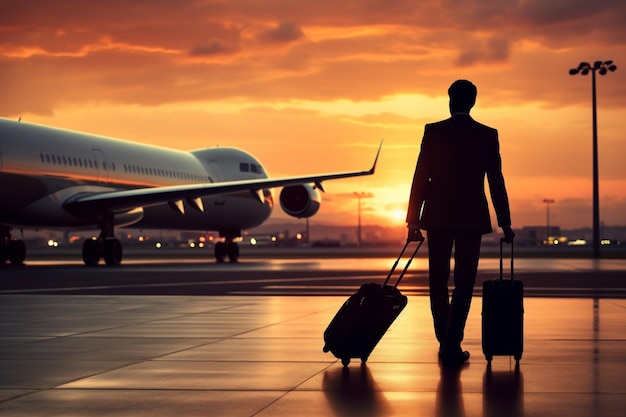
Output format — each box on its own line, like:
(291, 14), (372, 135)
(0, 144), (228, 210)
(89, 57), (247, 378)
(239, 162), (263, 174)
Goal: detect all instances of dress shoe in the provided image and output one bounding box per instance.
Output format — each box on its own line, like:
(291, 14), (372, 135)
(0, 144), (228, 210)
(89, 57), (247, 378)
(441, 350), (470, 366)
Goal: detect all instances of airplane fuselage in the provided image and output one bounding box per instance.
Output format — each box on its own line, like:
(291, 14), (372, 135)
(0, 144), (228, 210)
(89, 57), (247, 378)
(0, 119), (273, 236)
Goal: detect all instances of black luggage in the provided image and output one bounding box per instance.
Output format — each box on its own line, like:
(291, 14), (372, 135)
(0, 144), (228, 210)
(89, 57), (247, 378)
(482, 239), (524, 365)
(323, 240), (422, 366)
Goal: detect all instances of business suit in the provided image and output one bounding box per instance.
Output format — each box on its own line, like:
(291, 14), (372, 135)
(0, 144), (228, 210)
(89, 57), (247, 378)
(406, 113), (511, 358)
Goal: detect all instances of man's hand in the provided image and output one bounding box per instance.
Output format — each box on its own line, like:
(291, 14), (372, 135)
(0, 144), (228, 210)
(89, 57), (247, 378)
(407, 224), (425, 242)
(502, 226), (515, 243)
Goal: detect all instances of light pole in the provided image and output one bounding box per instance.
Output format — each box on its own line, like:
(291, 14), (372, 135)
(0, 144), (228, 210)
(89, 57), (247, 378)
(353, 192), (373, 246)
(542, 198), (555, 244)
(569, 60), (617, 258)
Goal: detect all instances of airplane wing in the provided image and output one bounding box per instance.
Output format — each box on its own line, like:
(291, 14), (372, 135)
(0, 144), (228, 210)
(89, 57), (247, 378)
(64, 142), (382, 215)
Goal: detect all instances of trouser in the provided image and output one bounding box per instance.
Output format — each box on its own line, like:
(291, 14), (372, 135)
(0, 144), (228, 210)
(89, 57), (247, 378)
(427, 229), (482, 351)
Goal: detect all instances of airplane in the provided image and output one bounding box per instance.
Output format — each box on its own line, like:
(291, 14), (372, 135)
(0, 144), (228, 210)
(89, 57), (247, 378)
(0, 117), (380, 266)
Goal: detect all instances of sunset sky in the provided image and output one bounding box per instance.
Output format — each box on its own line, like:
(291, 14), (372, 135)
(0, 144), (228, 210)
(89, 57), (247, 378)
(2, 1), (625, 231)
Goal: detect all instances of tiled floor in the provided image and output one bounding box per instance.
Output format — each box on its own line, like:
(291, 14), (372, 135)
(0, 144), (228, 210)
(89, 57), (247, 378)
(0, 294), (624, 416)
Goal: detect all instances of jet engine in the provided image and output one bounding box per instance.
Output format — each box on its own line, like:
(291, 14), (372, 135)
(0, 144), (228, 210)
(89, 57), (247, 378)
(279, 184), (321, 218)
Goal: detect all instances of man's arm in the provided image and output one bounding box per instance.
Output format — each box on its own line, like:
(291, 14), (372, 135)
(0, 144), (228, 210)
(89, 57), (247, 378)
(405, 126), (432, 226)
(486, 130), (512, 228)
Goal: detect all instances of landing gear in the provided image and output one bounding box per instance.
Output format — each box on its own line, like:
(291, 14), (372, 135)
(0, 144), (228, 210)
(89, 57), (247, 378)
(81, 212), (123, 266)
(82, 237), (123, 266)
(214, 231), (240, 263)
(214, 240), (239, 263)
(1, 226), (26, 265)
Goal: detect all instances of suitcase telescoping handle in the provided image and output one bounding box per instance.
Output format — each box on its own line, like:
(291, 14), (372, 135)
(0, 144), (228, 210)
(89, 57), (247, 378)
(383, 239), (423, 288)
(499, 238), (514, 281)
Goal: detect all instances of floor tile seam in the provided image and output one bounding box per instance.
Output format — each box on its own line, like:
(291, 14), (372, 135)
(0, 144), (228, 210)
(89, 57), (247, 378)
(603, 299), (626, 310)
(249, 361), (337, 417)
(51, 387), (298, 393)
(0, 300), (260, 340)
(132, 313), (334, 360)
(151, 359), (338, 364)
(0, 358), (153, 405)
(210, 310), (334, 341)
(19, 306), (259, 340)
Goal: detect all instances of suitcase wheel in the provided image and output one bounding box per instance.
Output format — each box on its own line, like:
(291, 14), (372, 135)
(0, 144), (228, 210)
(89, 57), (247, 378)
(341, 357), (351, 367)
(322, 345), (329, 353)
(360, 356), (368, 363)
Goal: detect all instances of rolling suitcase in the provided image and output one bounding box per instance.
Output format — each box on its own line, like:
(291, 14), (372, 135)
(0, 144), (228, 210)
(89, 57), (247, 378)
(482, 238), (524, 365)
(322, 239), (423, 366)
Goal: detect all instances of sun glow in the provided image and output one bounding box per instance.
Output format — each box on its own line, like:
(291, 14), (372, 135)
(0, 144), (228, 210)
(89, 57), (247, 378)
(390, 209), (406, 223)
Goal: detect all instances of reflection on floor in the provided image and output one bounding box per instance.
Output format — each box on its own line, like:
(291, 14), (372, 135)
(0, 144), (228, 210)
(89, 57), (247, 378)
(0, 295), (624, 416)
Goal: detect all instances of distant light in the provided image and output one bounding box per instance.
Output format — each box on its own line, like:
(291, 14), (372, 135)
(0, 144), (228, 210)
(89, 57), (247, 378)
(568, 239), (587, 246)
(553, 239), (559, 245)
(155, 242), (162, 249)
(296, 233), (302, 240)
(138, 236), (144, 242)
(47, 239), (59, 247)
(198, 242), (205, 248)
(250, 237), (257, 246)
(601, 239), (611, 245)
(189, 242), (196, 248)
(271, 236), (277, 242)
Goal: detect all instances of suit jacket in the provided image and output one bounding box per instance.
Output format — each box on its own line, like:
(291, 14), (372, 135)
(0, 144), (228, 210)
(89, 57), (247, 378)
(406, 114), (511, 234)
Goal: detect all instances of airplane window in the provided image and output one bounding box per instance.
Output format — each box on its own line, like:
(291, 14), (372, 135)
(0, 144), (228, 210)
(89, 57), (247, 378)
(40, 153), (44, 163)
(251, 165), (258, 173)
(79, 159), (83, 168)
(45, 154), (51, 163)
(240, 163), (249, 172)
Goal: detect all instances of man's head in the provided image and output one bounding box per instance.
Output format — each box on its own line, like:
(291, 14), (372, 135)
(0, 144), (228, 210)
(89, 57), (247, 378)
(448, 80), (477, 114)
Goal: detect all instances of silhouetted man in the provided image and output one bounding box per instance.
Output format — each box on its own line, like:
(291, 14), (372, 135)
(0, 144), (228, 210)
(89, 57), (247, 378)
(406, 80), (514, 365)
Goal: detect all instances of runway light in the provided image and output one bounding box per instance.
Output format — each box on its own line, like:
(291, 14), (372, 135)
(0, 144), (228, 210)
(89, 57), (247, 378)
(155, 242), (162, 249)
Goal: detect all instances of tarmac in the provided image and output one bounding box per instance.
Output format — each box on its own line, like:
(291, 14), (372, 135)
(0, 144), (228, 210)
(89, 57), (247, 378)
(1, 292), (625, 416)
